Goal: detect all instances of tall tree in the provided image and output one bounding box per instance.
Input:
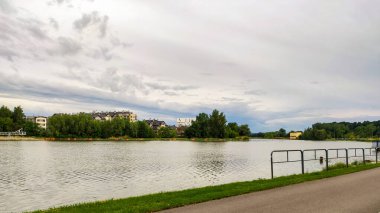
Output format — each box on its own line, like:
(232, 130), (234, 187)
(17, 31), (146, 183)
(239, 124), (251, 136)
(208, 109), (227, 138)
(0, 105), (12, 118)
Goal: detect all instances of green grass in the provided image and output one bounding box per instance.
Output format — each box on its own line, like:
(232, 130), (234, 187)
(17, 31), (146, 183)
(32, 163), (380, 213)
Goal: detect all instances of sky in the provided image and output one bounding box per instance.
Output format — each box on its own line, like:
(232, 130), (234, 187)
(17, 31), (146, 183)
(0, 0), (380, 132)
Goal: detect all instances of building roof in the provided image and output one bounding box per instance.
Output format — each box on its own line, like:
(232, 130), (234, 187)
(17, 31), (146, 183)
(90, 111), (134, 120)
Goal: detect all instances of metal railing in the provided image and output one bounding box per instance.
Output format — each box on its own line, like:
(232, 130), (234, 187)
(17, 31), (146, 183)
(0, 129), (26, 136)
(271, 147), (379, 179)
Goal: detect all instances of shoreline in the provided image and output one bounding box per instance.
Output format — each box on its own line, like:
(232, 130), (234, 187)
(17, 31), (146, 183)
(1, 136), (376, 142)
(0, 136), (250, 142)
(32, 163), (380, 213)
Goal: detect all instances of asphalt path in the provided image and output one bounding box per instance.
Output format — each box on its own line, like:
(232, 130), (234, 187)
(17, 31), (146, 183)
(161, 167), (380, 213)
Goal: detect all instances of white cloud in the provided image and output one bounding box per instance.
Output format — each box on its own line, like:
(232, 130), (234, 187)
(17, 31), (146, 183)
(1, 0), (380, 131)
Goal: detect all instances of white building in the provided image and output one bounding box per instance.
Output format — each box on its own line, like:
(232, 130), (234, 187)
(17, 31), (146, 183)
(176, 118), (195, 127)
(26, 116), (47, 129)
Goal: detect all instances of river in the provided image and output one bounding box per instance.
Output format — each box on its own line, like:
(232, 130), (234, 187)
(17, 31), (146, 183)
(0, 140), (372, 212)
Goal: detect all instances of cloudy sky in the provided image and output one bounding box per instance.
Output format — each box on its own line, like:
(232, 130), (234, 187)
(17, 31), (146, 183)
(1, 0), (379, 132)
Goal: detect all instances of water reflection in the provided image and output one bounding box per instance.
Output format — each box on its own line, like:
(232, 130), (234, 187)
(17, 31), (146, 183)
(0, 140), (371, 212)
(192, 143), (226, 183)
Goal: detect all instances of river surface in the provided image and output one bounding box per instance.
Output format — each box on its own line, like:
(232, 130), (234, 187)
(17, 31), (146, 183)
(0, 140), (373, 212)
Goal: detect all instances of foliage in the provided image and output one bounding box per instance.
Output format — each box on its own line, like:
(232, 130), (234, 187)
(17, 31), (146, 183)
(185, 109), (251, 139)
(301, 121), (380, 140)
(158, 127), (177, 138)
(252, 128), (287, 139)
(0, 105), (34, 133)
(47, 114), (156, 138)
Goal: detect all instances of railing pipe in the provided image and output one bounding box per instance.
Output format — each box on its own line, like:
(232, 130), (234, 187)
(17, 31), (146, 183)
(271, 152), (274, 179)
(362, 148), (365, 164)
(301, 151), (304, 174)
(326, 150), (329, 171)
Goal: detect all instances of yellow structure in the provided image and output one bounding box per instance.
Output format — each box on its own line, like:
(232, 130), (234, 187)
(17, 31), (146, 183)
(290, 131), (302, 140)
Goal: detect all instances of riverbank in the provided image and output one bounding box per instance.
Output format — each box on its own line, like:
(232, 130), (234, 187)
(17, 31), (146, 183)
(33, 163), (380, 213)
(0, 136), (250, 142)
(0, 136), (39, 141)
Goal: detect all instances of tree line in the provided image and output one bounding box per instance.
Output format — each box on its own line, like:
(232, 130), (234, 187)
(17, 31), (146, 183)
(300, 121), (380, 140)
(0, 105), (250, 139)
(251, 128), (288, 139)
(184, 109), (251, 138)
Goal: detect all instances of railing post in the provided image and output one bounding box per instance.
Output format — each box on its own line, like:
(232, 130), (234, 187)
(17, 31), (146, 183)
(376, 148), (378, 164)
(271, 152), (274, 179)
(325, 149), (328, 171)
(287, 151), (289, 162)
(362, 148), (365, 164)
(301, 151), (304, 174)
(345, 149), (349, 167)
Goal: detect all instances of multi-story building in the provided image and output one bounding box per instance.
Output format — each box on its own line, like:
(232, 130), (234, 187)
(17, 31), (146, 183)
(176, 118), (195, 127)
(91, 111), (137, 122)
(145, 119), (167, 131)
(25, 116), (48, 129)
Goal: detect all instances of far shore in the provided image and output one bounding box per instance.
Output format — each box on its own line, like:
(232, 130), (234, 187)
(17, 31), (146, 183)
(1, 136), (376, 142)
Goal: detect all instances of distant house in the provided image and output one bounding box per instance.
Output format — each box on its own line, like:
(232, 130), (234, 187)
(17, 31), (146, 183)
(290, 131), (303, 140)
(176, 118), (195, 127)
(145, 119), (167, 131)
(90, 111), (137, 122)
(26, 116), (47, 129)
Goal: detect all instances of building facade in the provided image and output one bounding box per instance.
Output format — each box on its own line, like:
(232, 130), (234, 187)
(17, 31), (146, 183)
(145, 119), (167, 131)
(26, 116), (48, 129)
(176, 118), (195, 127)
(91, 111), (137, 122)
(290, 131), (303, 140)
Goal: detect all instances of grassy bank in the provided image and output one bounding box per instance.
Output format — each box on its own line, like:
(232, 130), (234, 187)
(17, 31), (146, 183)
(33, 163), (380, 213)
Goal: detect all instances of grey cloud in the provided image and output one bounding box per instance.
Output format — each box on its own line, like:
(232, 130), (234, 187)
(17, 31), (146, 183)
(99, 15), (108, 38)
(49, 18), (59, 30)
(164, 91), (179, 96)
(52, 37), (82, 55)
(146, 82), (196, 91)
(27, 26), (48, 40)
(100, 47), (112, 60)
(47, 0), (69, 6)
(97, 68), (147, 94)
(62, 60), (82, 69)
(245, 90), (266, 96)
(89, 47), (113, 61)
(110, 37), (133, 48)
(73, 11), (109, 38)
(0, 47), (18, 61)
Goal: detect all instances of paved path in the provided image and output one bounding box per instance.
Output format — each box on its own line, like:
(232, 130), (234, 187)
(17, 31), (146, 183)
(161, 168), (380, 213)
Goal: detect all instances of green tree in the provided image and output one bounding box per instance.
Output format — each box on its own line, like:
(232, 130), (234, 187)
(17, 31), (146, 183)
(137, 121), (155, 138)
(239, 124), (251, 136)
(0, 117), (13, 132)
(0, 105), (12, 118)
(12, 106), (25, 130)
(208, 109), (226, 138)
(158, 127), (177, 138)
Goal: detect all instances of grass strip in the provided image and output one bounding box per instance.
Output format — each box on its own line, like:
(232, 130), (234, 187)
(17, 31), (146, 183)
(33, 163), (380, 213)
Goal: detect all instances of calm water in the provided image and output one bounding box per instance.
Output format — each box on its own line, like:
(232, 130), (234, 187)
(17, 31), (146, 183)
(0, 140), (372, 212)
